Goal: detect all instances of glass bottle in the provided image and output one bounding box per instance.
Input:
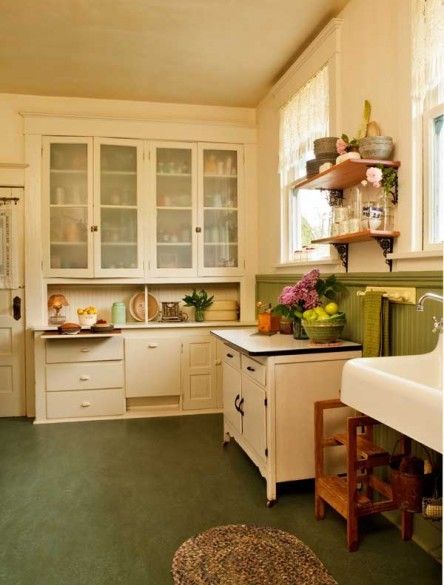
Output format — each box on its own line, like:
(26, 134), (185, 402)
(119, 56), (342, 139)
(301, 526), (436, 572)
(379, 190), (394, 231)
(349, 187), (362, 233)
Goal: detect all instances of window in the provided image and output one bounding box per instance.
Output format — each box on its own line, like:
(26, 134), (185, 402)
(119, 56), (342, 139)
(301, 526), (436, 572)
(412, 0), (444, 251)
(424, 105), (444, 248)
(279, 65), (331, 263)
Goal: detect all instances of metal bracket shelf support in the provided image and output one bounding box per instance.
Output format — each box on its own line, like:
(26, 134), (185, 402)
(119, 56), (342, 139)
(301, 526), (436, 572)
(333, 243), (349, 272)
(375, 237), (394, 271)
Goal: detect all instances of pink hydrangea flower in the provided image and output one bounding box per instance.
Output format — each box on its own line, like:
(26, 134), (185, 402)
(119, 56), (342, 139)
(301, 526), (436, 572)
(336, 138), (348, 154)
(366, 167), (383, 185)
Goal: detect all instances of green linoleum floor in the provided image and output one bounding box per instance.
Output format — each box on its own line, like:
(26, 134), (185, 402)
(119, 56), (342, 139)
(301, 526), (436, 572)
(0, 414), (441, 585)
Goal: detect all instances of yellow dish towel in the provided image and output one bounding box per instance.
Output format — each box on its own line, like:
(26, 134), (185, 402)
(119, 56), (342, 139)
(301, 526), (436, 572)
(362, 291), (390, 357)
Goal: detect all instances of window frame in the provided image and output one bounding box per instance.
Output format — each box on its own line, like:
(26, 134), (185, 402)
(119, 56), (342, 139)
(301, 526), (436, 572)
(423, 102), (444, 251)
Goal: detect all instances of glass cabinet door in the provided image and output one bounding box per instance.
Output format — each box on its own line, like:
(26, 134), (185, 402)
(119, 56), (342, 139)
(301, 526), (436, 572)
(45, 138), (93, 276)
(95, 140), (143, 276)
(199, 146), (241, 274)
(153, 144), (196, 273)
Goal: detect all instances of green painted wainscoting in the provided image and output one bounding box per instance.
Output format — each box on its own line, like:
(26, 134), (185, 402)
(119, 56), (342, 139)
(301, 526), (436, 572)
(256, 271), (443, 560)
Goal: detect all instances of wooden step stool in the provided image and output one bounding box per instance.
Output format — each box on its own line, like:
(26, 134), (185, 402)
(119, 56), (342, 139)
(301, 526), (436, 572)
(314, 398), (413, 551)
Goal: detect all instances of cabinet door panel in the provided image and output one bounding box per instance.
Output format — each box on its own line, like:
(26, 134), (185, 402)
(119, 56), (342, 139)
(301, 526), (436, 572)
(43, 137), (94, 277)
(150, 143), (197, 276)
(125, 337), (181, 397)
(94, 139), (144, 277)
(241, 376), (267, 462)
(198, 144), (244, 276)
(222, 361), (241, 435)
(182, 337), (217, 410)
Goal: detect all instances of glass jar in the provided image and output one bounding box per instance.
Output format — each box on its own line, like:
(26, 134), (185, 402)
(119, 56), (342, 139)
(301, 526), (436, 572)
(111, 302), (126, 325)
(379, 191), (394, 231)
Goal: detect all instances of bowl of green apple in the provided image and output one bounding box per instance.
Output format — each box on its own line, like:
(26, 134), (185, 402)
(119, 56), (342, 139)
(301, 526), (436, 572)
(302, 302), (346, 343)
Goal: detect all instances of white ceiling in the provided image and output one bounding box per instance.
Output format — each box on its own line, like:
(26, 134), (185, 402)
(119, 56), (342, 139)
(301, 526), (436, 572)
(0, 0), (348, 107)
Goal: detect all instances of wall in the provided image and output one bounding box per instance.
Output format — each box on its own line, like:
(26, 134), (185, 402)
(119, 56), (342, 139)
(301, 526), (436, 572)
(256, 0), (442, 274)
(257, 270), (443, 560)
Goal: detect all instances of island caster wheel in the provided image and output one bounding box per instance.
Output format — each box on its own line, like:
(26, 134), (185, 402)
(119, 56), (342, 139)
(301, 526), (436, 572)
(266, 499), (276, 508)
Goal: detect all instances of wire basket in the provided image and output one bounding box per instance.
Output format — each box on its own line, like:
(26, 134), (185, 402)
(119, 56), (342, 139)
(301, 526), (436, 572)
(422, 497), (442, 521)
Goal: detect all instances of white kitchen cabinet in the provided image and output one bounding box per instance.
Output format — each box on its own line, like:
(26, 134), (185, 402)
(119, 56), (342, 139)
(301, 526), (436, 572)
(42, 137), (144, 278)
(125, 336), (182, 397)
(214, 330), (362, 505)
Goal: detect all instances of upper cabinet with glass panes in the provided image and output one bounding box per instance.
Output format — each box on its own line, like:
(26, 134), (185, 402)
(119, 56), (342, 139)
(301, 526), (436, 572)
(149, 143), (243, 277)
(43, 138), (244, 279)
(43, 137), (143, 278)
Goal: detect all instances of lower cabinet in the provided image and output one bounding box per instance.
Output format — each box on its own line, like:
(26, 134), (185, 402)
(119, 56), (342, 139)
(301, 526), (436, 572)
(181, 336), (217, 410)
(221, 342), (362, 505)
(125, 337), (181, 397)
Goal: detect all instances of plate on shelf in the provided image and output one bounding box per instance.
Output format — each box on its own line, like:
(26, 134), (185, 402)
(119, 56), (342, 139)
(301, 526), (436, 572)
(129, 292), (159, 322)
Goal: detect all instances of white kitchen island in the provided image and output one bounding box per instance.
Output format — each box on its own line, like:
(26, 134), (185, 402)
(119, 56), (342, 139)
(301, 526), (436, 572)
(211, 327), (362, 505)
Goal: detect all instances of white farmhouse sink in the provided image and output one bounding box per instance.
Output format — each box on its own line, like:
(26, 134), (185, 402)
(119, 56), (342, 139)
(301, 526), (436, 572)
(341, 335), (443, 453)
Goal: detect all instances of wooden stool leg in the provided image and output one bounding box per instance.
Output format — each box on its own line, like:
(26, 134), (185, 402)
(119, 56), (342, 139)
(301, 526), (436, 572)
(315, 489), (326, 520)
(314, 401), (326, 520)
(347, 416), (359, 552)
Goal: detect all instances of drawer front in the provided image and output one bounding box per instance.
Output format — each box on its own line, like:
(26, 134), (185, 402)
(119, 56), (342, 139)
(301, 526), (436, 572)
(241, 355), (266, 386)
(46, 362), (124, 392)
(222, 344), (240, 370)
(46, 388), (124, 419)
(46, 336), (123, 363)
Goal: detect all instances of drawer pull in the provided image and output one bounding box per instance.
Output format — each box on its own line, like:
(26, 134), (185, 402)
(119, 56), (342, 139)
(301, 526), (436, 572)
(81, 348), (90, 353)
(238, 397), (245, 416)
(226, 353), (234, 358)
(80, 401), (91, 408)
(148, 343), (158, 349)
(234, 394), (240, 412)
(79, 375), (91, 381)
(247, 366), (256, 372)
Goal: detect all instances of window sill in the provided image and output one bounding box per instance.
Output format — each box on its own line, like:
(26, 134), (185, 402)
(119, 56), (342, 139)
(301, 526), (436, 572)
(275, 258), (341, 269)
(387, 250), (443, 260)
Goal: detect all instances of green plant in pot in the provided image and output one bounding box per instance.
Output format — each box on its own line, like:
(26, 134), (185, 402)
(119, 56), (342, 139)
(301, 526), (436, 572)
(182, 289), (214, 322)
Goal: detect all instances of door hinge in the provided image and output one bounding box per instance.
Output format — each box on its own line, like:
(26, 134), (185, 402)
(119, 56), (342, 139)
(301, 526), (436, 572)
(265, 448), (268, 457)
(264, 398), (268, 407)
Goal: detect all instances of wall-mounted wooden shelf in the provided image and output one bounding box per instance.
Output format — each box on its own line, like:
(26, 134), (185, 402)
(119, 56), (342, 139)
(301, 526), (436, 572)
(312, 230), (400, 272)
(291, 159), (401, 192)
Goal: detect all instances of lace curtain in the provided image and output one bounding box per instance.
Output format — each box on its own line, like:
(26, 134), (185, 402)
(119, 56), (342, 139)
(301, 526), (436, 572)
(279, 65), (329, 186)
(412, 0), (444, 108)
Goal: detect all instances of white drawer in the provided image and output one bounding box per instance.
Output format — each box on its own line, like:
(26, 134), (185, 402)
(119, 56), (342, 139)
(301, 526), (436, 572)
(46, 336), (123, 363)
(241, 355), (266, 386)
(46, 388), (124, 419)
(46, 361), (124, 392)
(222, 344), (241, 370)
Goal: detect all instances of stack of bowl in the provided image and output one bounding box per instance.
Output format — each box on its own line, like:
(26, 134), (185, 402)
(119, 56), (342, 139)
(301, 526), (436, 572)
(306, 137), (338, 177)
(358, 136), (393, 160)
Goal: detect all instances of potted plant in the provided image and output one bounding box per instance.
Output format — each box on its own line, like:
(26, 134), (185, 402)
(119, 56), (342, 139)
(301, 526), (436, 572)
(182, 289), (214, 322)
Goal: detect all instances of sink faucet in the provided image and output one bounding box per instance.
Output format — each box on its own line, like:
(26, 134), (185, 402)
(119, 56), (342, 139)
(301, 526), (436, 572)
(416, 292), (444, 333)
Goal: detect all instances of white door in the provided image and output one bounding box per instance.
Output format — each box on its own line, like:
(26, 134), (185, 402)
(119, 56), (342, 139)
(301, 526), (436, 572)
(182, 336), (217, 410)
(93, 138), (144, 277)
(0, 189), (25, 416)
(222, 361), (242, 434)
(241, 376), (267, 462)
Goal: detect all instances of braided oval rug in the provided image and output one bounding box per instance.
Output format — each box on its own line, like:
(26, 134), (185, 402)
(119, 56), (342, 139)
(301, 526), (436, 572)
(172, 524), (338, 585)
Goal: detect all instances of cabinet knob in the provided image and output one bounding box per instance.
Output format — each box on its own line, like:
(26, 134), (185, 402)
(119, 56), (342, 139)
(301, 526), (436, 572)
(247, 366), (255, 372)
(81, 348), (90, 353)
(226, 353), (234, 358)
(195, 227), (202, 233)
(79, 375), (90, 381)
(215, 359), (222, 366)
(81, 401), (91, 408)
(148, 343), (158, 348)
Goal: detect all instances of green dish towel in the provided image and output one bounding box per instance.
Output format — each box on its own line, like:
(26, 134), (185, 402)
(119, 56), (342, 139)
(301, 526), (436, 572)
(362, 291), (390, 357)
